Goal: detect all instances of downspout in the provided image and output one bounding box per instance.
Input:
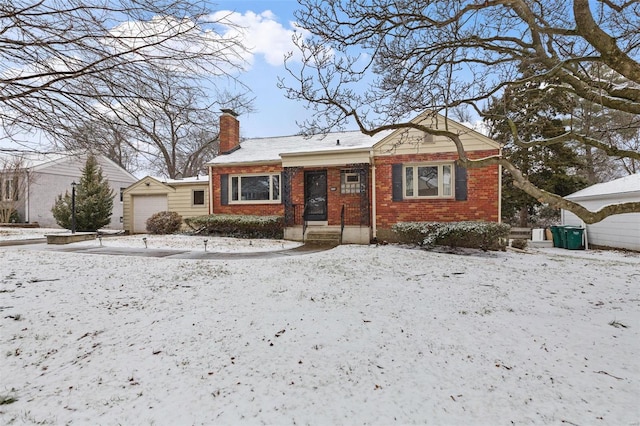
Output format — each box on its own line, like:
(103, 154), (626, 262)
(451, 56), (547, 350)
(498, 146), (503, 223)
(370, 149), (377, 239)
(208, 166), (214, 214)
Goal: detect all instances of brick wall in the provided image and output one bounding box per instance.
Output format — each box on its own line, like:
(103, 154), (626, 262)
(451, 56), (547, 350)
(301, 167), (367, 226)
(210, 148), (499, 238)
(374, 150), (500, 238)
(211, 164), (284, 216)
(211, 165), (370, 225)
(218, 111), (240, 154)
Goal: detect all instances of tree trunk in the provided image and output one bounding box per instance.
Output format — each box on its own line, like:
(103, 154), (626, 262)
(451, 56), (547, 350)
(518, 206), (529, 227)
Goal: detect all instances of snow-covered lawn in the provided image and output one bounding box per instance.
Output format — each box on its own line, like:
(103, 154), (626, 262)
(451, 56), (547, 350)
(0, 232), (638, 425)
(0, 227), (62, 241)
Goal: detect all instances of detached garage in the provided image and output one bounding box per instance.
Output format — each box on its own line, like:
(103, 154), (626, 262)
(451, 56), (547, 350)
(123, 176), (209, 234)
(562, 174), (640, 251)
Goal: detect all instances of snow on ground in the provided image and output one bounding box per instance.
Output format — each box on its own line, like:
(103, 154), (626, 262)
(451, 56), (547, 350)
(0, 231), (639, 425)
(73, 234), (303, 253)
(0, 227), (302, 253)
(0, 227), (62, 241)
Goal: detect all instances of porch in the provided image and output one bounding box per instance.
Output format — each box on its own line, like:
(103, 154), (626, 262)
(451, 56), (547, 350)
(282, 164), (372, 245)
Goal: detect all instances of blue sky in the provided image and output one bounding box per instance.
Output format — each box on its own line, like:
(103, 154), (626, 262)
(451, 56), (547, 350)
(211, 1), (319, 138)
(0, 1), (324, 150)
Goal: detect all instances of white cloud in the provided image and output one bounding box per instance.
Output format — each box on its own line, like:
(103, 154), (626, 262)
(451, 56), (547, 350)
(211, 10), (308, 67)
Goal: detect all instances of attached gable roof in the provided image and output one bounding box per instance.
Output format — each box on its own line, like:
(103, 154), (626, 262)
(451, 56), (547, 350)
(207, 113), (499, 167)
(125, 175), (209, 193)
(565, 174), (640, 200)
(124, 176), (176, 194)
(158, 175), (209, 185)
(373, 112), (501, 154)
(208, 130), (393, 166)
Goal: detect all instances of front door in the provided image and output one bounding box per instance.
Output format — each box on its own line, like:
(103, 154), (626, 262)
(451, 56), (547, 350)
(304, 170), (327, 221)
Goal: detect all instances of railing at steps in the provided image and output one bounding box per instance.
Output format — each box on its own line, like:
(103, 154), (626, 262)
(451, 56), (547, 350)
(302, 204), (308, 243)
(340, 204), (345, 245)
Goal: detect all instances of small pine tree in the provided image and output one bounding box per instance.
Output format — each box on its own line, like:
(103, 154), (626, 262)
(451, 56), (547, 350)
(52, 155), (115, 231)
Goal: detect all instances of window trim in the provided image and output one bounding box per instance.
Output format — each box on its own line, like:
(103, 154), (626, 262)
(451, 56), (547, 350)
(192, 189), (205, 206)
(340, 171), (361, 194)
(2, 177), (19, 202)
(229, 173), (281, 204)
(402, 162), (454, 199)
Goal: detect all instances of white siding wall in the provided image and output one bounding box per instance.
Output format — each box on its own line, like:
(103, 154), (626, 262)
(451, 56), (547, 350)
(563, 196), (640, 251)
(27, 156), (135, 228)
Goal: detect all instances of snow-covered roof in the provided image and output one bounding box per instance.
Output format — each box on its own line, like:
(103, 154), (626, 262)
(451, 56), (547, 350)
(153, 175), (209, 184)
(565, 173), (640, 199)
(208, 130), (394, 165)
(0, 151), (71, 169)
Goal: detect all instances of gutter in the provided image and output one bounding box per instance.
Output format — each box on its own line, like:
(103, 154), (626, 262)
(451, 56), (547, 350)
(370, 149), (377, 239)
(208, 166), (214, 214)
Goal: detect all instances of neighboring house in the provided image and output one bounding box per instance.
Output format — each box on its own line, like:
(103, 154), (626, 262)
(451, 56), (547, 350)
(123, 175), (209, 233)
(0, 152), (137, 228)
(207, 110), (501, 244)
(562, 174), (640, 251)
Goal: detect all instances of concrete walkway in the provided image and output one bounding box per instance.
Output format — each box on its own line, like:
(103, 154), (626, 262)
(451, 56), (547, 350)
(0, 238), (333, 259)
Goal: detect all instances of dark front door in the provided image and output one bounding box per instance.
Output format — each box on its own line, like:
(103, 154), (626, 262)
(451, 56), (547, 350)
(304, 170), (327, 221)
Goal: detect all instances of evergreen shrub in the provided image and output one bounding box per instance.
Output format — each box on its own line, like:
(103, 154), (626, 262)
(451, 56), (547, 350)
(51, 155), (114, 231)
(511, 238), (528, 250)
(184, 214), (284, 239)
(392, 221), (510, 251)
(146, 211), (183, 235)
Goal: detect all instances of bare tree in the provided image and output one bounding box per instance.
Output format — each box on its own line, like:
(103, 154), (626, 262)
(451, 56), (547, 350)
(55, 68), (253, 178)
(282, 0), (640, 224)
(0, 1), (248, 145)
(58, 120), (142, 174)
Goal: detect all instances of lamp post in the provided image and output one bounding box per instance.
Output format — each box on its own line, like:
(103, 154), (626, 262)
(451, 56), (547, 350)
(71, 181), (77, 234)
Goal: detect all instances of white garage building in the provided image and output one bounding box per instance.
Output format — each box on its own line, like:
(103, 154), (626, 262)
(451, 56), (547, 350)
(562, 174), (640, 251)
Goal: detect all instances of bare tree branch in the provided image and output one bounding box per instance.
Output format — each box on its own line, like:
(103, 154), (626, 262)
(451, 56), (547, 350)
(1, 1), (249, 142)
(283, 0), (640, 223)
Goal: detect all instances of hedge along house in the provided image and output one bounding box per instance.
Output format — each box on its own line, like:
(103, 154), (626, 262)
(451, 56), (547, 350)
(207, 110), (502, 244)
(562, 173), (640, 251)
(123, 175), (209, 234)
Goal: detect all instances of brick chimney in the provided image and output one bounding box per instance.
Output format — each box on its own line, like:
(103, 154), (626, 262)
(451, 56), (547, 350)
(219, 109), (240, 155)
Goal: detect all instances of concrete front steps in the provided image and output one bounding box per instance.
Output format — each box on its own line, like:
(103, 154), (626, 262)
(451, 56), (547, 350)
(304, 230), (341, 246)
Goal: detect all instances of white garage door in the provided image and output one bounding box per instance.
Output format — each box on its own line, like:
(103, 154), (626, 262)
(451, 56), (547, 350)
(133, 195), (168, 233)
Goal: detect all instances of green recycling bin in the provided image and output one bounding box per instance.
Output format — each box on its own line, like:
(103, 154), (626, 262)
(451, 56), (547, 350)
(565, 226), (585, 250)
(550, 225), (562, 248)
(559, 225), (568, 248)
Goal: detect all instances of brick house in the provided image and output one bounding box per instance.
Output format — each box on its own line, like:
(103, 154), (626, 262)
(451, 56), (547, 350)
(207, 109), (501, 244)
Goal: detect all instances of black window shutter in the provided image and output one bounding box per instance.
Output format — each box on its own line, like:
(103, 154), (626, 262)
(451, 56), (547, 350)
(392, 164), (403, 201)
(220, 174), (229, 205)
(280, 171), (284, 204)
(455, 164), (468, 201)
